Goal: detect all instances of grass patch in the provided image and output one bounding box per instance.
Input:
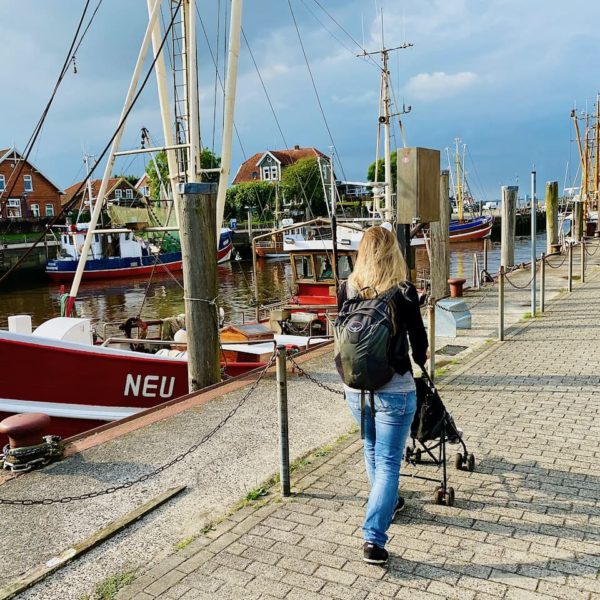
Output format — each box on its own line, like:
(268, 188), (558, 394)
(245, 486), (268, 501)
(94, 571), (136, 600)
(174, 536), (195, 551)
(434, 367), (448, 378)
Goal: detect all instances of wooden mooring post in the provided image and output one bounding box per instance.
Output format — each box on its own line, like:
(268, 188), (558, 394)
(573, 203), (584, 242)
(501, 185), (518, 269)
(546, 181), (559, 254)
(430, 170), (451, 300)
(179, 182), (221, 392)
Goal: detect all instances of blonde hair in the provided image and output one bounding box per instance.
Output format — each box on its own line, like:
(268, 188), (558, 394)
(348, 226), (408, 298)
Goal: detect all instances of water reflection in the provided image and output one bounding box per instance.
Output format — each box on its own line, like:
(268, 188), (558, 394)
(0, 234), (546, 329)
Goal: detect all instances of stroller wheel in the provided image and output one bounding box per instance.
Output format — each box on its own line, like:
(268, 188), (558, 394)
(445, 487), (455, 507)
(466, 453), (476, 472)
(405, 447), (412, 463)
(454, 452), (464, 470)
(414, 449), (422, 463)
(433, 487), (444, 505)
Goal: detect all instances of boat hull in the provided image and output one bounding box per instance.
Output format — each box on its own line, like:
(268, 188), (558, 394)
(46, 233), (233, 282)
(0, 329), (260, 446)
(413, 215), (493, 246)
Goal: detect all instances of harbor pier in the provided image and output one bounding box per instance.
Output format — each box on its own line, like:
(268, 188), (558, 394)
(2, 242), (600, 599)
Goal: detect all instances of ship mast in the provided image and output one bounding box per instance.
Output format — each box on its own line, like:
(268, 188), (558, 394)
(455, 138), (463, 222)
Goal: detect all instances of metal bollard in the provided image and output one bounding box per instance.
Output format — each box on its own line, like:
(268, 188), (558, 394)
(472, 253), (480, 289)
(498, 266), (505, 341)
(540, 253), (545, 313)
(581, 241), (585, 284)
(276, 345), (290, 497)
(568, 243), (573, 293)
(484, 238), (489, 274)
(428, 299), (436, 382)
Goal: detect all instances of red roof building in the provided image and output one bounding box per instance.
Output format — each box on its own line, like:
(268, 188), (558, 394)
(63, 177), (146, 208)
(232, 145), (328, 185)
(0, 148), (63, 220)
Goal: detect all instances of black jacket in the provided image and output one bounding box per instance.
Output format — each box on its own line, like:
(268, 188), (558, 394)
(337, 281), (429, 375)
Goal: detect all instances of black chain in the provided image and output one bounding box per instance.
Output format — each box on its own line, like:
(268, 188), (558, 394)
(503, 262), (540, 289)
(287, 355), (344, 396)
(435, 278), (496, 313)
(585, 242), (600, 257)
(0, 355), (275, 506)
(545, 252), (568, 269)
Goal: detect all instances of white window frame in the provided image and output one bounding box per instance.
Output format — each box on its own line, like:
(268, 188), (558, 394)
(7, 199), (21, 218)
(125, 188), (133, 200)
(114, 189), (123, 200)
(262, 166), (271, 181)
(31, 203), (40, 217)
(270, 166), (278, 181)
(23, 174), (33, 192)
(0, 174), (5, 192)
(45, 203), (55, 217)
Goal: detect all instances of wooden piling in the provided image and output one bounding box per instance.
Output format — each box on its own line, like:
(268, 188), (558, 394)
(430, 170), (450, 300)
(545, 181), (559, 254)
(501, 185), (518, 268)
(179, 182), (221, 392)
(573, 202), (584, 241)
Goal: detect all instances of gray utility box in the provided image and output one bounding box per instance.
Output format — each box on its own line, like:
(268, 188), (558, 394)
(397, 147), (441, 224)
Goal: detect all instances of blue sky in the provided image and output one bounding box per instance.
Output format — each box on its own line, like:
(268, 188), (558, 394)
(1, 0), (599, 200)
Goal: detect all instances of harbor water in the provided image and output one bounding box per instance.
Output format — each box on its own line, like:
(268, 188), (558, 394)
(0, 233), (546, 330)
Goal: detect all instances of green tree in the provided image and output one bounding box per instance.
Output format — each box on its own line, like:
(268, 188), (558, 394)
(114, 173), (139, 187)
(367, 150), (397, 189)
(281, 156), (326, 217)
(145, 148), (221, 200)
(225, 181), (275, 220)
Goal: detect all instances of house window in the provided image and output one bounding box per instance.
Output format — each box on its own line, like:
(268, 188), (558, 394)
(125, 189), (133, 200)
(23, 174), (33, 192)
(7, 199), (21, 218)
(45, 203), (55, 217)
(262, 167), (271, 181)
(31, 203), (40, 217)
(115, 189), (123, 200)
(0, 175), (4, 192)
(270, 166), (278, 181)
(142, 186), (149, 196)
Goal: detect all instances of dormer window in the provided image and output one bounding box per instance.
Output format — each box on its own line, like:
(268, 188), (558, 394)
(125, 189), (133, 200)
(115, 189), (123, 200)
(262, 167), (271, 181)
(270, 166), (278, 180)
(23, 174), (33, 192)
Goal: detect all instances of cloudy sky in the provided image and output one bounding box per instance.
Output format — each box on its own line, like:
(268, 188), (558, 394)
(1, 0), (599, 200)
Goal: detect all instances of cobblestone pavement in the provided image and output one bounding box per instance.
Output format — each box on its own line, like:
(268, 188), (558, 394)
(116, 265), (600, 600)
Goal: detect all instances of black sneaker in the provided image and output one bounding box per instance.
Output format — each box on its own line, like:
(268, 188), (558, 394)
(392, 496), (405, 520)
(363, 542), (388, 564)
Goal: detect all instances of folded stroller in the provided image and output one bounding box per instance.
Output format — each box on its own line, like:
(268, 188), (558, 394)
(403, 370), (475, 506)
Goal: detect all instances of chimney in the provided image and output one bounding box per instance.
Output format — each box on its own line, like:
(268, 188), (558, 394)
(294, 145), (300, 150)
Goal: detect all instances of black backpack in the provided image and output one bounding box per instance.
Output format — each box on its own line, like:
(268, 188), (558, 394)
(333, 284), (405, 391)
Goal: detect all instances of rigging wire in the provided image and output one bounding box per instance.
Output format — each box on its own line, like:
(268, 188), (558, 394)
(0, 0), (185, 286)
(0, 0), (98, 215)
(287, 0), (347, 181)
(212, 0), (221, 155)
(299, 0), (356, 57)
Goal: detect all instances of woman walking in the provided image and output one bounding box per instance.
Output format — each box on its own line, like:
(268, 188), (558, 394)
(336, 226), (428, 564)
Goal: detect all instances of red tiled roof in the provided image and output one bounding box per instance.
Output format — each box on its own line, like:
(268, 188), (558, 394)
(63, 177), (124, 204)
(232, 147), (328, 184)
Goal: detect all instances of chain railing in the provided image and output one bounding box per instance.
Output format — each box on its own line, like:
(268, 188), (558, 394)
(503, 260), (540, 290)
(0, 354), (276, 506)
(434, 277), (497, 313)
(544, 251), (568, 269)
(287, 354), (344, 396)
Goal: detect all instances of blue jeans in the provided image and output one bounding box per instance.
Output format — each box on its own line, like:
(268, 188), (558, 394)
(347, 390), (417, 548)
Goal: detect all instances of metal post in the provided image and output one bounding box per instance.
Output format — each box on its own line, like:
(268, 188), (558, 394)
(276, 345), (290, 497)
(581, 241), (585, 283)
(483, 238), (489, 274)
(540, 253), (545, 313)
(531, 171), (537, 317)
(568, 243), (573, 292)
(498, 266), (505, 341)
(428, 300), (436, 381)
(474, 253), (480, 289)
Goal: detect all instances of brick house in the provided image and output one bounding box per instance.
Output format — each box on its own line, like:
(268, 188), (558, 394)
(63, 177), (147, 209)
(232, 145), (329, 185)
(0, 147), (63, 220)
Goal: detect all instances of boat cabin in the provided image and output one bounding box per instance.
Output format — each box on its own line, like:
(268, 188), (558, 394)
(56, 224), (149, 261)
(284, 231), (361, 305)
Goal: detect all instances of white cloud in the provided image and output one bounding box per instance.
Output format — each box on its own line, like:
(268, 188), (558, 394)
(405, 71), (478, 101)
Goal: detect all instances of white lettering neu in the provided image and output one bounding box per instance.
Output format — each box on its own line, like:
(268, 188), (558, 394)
(124, 374), (142, 397)
(142, 375), (160, 397)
